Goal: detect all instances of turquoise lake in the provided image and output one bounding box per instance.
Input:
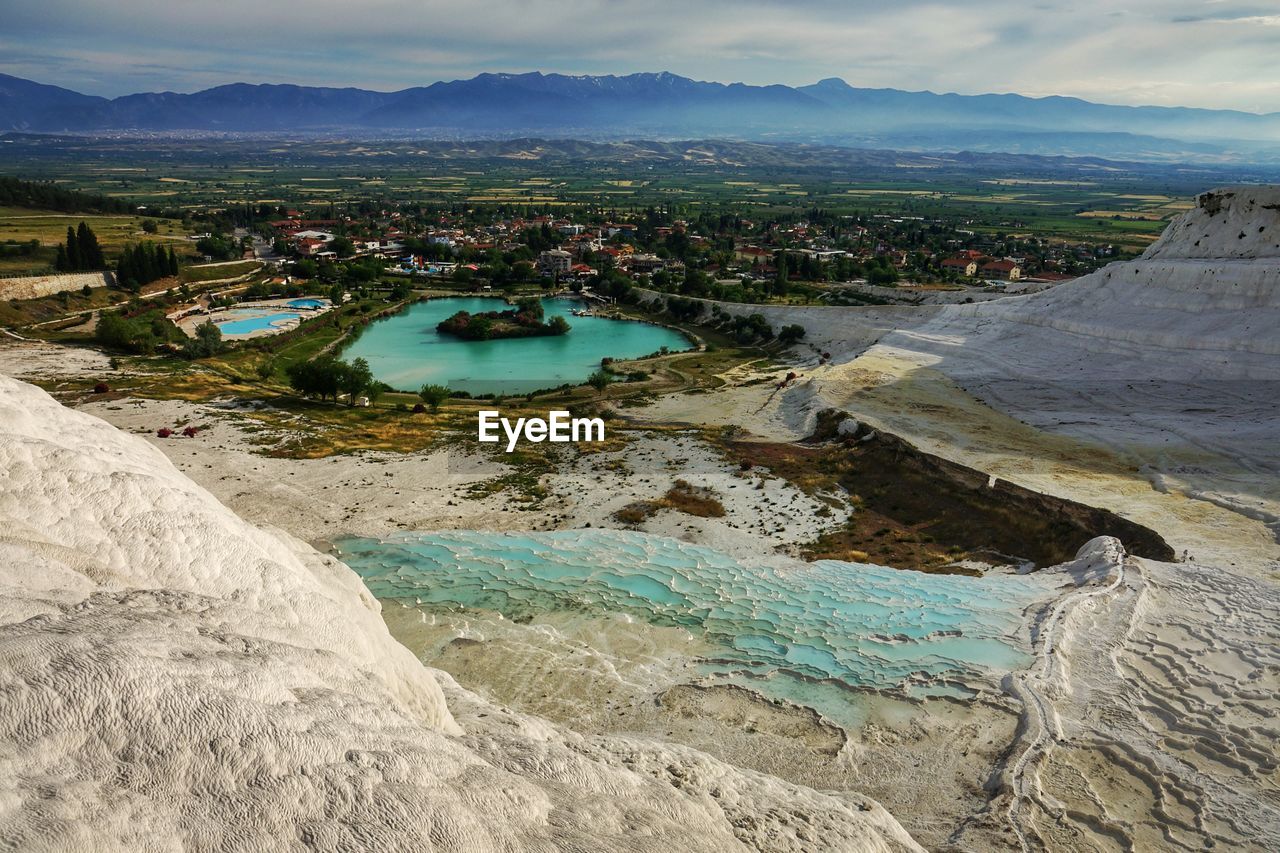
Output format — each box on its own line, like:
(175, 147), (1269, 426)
(342, 296), (692, 394)
(339, 530), (1051, 707)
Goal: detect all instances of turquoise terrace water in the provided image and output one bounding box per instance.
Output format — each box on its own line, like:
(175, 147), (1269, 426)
(340, 530), (1050, 711)
(341, 296), (691, 394)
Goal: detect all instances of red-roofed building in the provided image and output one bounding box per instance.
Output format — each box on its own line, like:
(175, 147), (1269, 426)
(942, 257), (978, 276)
(980, 259), (1023, 281)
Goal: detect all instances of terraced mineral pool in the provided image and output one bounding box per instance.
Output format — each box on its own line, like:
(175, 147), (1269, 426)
(340, 296), (692, 394)
(287, 298), (326, 309)
(340, 530), (1052, 716)
(215, 310), (301, 336)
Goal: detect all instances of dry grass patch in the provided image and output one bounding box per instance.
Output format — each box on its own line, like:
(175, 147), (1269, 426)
(613, 479), (725, 525)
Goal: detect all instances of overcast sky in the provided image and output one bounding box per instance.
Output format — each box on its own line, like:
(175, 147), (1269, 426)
(3, 1), (1279, 112)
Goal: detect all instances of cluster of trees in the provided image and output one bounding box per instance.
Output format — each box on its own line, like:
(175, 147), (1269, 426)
(54, 223), (106, 272)
(181, 321), (225, 359)
(437, 298), (570, 341)
(243, 278), (345, 305)
(0, 177), (133, 214)
(695, 305), (774, 344)
(195, 233), (240, 261)
(95, 309), (183, 354)
(861, 256), (901, 286)
(286, 356), (385, 406)
(660, 300), (800, 346)
(663, 295), (705, 323)
(0, 239), (40, 260)
(117, 242), (179, 290)
(778, 324), (806, 346)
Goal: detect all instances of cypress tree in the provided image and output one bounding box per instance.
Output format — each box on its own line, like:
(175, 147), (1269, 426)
(55, 244), (68, 272)
(65, 226), (81, 271)
(117, 245), (135, 288)
(168, 246), (179, 276)
(77, 222), (103, 269)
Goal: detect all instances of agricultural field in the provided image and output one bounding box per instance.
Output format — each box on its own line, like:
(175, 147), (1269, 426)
(0, 133), (1245, 253)
(0, 206), (195, 276)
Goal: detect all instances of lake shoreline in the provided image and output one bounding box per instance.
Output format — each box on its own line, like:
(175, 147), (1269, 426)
(339, 294), (697, 395)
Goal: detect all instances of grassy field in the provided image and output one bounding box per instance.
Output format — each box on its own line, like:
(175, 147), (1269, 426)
(0, 206), (195, 276)
(179, 260), (262, 283)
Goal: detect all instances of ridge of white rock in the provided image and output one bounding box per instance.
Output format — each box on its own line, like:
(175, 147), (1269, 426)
(880, 186), (1280, 381)
(0, 374), (920, 852)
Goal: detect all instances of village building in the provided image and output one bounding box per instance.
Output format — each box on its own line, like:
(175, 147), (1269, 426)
(537, 249), (573, 276)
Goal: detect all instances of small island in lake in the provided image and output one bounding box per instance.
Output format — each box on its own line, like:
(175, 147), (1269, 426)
(436, 297), (572, 341)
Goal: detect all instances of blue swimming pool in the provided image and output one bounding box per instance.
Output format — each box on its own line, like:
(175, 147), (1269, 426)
(216, 311), (301, 335)
(287, 298), (326, 309)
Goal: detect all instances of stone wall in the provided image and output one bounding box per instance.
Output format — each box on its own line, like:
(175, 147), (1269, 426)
(0, 271), (114, 302)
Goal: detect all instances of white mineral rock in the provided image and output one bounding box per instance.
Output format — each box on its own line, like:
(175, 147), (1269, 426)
(0, 374), (919, 852)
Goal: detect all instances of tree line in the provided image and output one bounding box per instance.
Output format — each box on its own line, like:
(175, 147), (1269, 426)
(117, 242), (179, 290)
(54, 223), (106, 272)
(286, 356), (385, 406)
(0, 176), (133, 214)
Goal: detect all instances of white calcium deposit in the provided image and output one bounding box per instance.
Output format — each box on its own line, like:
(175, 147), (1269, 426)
(0, 373), (920, 852)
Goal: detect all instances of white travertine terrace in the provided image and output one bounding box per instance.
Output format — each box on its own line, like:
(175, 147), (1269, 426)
(0, 373), (920, 852)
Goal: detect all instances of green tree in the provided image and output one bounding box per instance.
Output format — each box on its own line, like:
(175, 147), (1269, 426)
(339, 357), (374, 405)
(418, 383), (450, 412)
(778, 324), (806, 346)
(64, 226), (80, 271)
(365, 381), (389, 406)
(182, 321), (225, 359)
(286, 357), (345, 402)
(587, 370), (611, 392)
(77, 222), (104, 269)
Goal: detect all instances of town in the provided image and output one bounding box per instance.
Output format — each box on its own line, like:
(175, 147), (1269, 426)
(258, 202), (1113, 306)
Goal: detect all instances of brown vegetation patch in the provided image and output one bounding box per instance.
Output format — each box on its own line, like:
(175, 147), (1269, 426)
(614, 479), (725, 524)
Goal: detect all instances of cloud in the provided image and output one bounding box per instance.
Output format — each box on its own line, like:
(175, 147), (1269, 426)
(1, 0), (1277, 111)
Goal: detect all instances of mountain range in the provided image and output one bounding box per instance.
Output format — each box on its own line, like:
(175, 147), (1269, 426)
(3, 71), (1279, 163)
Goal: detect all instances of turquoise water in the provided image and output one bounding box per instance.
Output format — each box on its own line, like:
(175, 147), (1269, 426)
(341, 296), (691, 394)
(340, 530), (1049, 698)
(287, 298), (326, 309)
(216, 310), (301, 335)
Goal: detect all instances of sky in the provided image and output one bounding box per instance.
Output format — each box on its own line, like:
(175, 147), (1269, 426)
(3, 0), (1279, 112)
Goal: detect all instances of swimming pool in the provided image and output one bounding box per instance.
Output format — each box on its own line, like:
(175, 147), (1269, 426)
(287, 298), (326, 309)
(216, 311), (301, 336)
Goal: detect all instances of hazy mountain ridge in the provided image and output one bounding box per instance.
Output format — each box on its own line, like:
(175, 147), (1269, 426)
(3, 71), (1280, 162)
(10, 130), (1261, 182)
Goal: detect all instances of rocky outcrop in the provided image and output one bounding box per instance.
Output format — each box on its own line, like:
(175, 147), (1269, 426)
(0, 374), (920, 852)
